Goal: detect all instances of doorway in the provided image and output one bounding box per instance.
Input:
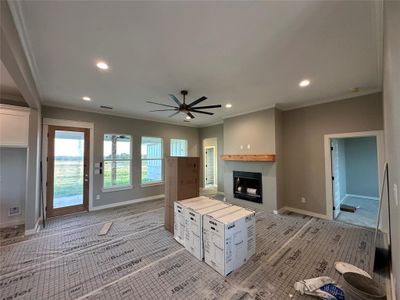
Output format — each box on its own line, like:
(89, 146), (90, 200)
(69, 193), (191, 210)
(46, 126), (90, 217)
(202, 137), (218, 195)
(205, 146), (216, 187)
(325, 131), (384, 228)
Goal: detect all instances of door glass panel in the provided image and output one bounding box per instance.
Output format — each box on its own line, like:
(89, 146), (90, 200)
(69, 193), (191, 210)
(53, 130), (84, 208)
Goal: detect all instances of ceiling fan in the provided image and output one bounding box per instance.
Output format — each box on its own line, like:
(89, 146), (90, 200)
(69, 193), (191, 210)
(147, 90), (221, 119)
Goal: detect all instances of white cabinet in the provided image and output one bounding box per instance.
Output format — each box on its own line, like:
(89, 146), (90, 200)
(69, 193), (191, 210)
(0, 105), (30, 147)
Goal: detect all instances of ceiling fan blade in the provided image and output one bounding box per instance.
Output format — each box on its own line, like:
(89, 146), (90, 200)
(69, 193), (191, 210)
(146, 101), (177, 108)
(149, 109), (177, 112)
(169, 110), (181, 118)
(187, 112), (195, 119)
(190, 109), (214, 115)
(191, 104), (222, 109)
(188, 96), (207, 107)
(168, 94), (182, 106)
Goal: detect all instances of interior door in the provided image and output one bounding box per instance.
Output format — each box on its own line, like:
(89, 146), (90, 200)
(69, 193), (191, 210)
(46, 126), (90, 217)
(205, 147), (215, 186)
(331, 139), (341, 218)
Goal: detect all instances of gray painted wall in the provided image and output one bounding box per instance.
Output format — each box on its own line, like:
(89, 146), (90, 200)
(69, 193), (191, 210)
(275, 108), (284, 209)
(383, 1), (400, 297)
(338, 139), (347, 202)
(282, 92), (383, 215)
(42, 106), (200, 208)
(199, 124), (224, 193)
(224, 108), (276, 154)
(223, 108), (277, 212)
(344, 137), (378, 198)
(0, 148), (27, 226)
(332, 138), (347, 205)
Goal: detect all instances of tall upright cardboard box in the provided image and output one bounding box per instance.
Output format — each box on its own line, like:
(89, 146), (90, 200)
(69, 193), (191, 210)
(165, 157), (200, 233)
(174, 196), (218, 245)
(203, 207), (256, 276)
(184, 201), (232, 260)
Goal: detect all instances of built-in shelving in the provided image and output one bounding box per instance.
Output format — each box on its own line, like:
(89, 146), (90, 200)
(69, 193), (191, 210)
(221, 154), (276, 162)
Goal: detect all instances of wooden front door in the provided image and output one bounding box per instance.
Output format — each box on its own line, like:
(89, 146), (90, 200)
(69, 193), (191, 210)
(46, 126), (90, 217)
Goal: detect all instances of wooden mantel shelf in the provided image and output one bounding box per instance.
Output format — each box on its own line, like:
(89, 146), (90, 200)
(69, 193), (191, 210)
(221, 154), (276, 162)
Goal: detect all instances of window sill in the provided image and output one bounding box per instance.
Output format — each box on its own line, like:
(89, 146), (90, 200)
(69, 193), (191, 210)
(141, 181), (164, 188)
(102, 185), (133, 193)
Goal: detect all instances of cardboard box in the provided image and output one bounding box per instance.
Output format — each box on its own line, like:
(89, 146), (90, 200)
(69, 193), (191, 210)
(184, 202), (232, 260)
(174, 197), (220, 245)
(203, 207), (256, 276)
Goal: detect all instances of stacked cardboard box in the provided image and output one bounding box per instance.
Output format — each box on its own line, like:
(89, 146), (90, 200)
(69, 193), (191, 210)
(174, 196), (220, 246)
(173, 196), (256, 276)
(184, 202), (232, 260)
(203, 207), (256, 276)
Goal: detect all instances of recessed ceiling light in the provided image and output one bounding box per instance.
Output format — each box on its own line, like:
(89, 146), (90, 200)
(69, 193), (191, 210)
(185, 115), (191, 120)
(299, 79), (310, 87)
(82, 96), (91, 101)
(96, 61), (109, 70)
(225, 103), (232, 108)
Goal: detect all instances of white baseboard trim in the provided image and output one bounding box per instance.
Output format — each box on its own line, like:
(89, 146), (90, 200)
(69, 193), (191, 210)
(0, 218), (24, 228)
(91, 194), (165, 211)
(390, 271), (397, 300)
(345, 194), (379, 201)
(25, 218), (40, 235)
(276, 207), (287, 214)
(279, 206), (330, 220)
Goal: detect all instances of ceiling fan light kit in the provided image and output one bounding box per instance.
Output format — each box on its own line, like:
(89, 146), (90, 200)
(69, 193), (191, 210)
(147, 90), (222, 120)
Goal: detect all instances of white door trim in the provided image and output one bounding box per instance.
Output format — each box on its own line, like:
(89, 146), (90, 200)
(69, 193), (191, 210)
(42, 118), (95, 212)
(204, 145), (217, 187)
(324, 130), (385, 221)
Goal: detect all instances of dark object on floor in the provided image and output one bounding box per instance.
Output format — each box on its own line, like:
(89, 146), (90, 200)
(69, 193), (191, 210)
(373, 247), (391, 274)
(340, 204), (357, 213)
(342, 272), (386, 300)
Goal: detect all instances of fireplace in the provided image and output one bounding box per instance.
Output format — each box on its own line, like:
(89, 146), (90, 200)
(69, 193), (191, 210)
(233, 171), (262, 203)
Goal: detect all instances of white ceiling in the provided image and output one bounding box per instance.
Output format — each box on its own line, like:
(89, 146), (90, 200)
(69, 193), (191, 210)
(12, 1), (382, 126)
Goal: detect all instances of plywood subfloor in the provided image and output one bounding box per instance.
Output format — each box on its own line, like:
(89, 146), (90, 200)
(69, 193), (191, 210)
(0, 199), (388, 300)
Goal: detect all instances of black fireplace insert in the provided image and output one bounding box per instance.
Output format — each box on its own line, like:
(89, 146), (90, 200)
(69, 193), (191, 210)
(233, 171), (262, 203)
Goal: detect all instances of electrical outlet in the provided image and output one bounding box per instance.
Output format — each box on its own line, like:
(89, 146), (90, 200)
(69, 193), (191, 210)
(394, 184), (398, 206)
(301, 197), (306, 204)
(96, 195), (101, 200)
(8, 206), (21, 216)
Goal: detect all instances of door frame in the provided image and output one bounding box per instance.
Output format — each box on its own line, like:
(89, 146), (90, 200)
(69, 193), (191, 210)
(42, 119), (94, 215)
(204, 145), (217, 187)
(324, 130), (385, 221)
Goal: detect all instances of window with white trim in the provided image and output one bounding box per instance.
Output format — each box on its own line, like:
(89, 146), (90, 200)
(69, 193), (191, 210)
(141, 137), (163, 184)
(170, 139), (188, 157)
(103, 134), (132, 189)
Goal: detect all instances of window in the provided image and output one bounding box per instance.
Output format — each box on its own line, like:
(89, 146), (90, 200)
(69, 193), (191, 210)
(170, 139), (188, 157)
(141, 137), (163, 184)
(103, 134), (132, 189)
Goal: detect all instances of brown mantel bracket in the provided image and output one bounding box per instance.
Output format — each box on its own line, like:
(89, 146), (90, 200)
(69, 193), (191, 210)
(221, 154), (276, 162)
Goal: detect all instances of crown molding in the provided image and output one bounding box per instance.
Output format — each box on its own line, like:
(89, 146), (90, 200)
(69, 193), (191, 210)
(7, 0), (43, 101)
(281, 89), (382, 111)
(41, 101), (203, 128)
